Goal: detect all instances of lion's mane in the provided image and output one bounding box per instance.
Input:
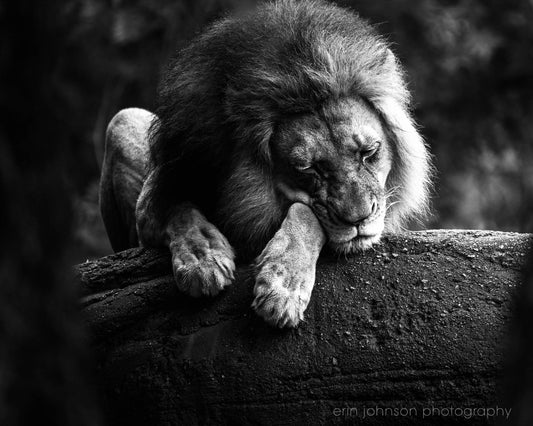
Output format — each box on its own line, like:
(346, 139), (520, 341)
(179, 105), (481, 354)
(149, 0), (432, 254)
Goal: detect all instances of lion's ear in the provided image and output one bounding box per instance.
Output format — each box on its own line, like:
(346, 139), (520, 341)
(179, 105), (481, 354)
(225, 87), (275, 165)
(371, 96), (432, 229)
(255, 121), (274, 164)
(231, 119), (274, 165)
(383, 48), (396, 68)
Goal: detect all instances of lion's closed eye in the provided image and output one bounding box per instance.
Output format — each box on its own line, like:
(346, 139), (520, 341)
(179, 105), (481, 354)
(294, 164), (315, 174)
(361, 144), (380, 163)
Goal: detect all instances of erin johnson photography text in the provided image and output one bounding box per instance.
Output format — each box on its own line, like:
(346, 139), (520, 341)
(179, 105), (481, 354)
(332, 405), (512, 420)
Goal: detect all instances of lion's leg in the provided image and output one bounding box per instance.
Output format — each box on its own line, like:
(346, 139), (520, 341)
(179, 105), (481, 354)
(252, 203), (326, 328)
(99, 108), (154, 251)
(136, 178), (236, 298)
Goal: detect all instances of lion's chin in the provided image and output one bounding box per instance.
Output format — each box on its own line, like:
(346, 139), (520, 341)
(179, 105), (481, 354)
(328, 233), (381, 255)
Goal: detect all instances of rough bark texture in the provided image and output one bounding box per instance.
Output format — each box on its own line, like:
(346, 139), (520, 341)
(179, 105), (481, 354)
(77, 230), (531, 426)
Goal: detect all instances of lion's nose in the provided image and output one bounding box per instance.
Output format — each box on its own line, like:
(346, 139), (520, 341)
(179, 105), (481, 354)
(331, 198), (377, 226)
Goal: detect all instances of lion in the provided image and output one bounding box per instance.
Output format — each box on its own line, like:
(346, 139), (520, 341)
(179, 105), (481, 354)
(99, 0), (432, 328)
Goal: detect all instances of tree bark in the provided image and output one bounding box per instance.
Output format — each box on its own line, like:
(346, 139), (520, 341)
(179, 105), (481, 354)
(77, 230), (531, 426)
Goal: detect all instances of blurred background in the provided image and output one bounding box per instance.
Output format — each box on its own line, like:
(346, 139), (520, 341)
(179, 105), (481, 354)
(58, 0), (533, 263)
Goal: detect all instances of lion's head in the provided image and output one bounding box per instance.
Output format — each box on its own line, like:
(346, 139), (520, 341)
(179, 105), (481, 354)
(272, 96), (391, 253)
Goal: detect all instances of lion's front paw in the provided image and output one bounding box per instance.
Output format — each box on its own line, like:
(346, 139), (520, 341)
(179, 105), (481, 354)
(170, 226), (235, 298)
(251, 238), (316, 328)
(252, 277), (309, 328)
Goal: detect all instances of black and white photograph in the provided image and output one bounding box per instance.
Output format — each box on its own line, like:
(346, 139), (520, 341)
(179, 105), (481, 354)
(1, 0), (533, 425)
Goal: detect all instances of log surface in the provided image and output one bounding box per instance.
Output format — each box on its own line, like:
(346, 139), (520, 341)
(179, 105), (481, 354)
(77, 230), (531, 426)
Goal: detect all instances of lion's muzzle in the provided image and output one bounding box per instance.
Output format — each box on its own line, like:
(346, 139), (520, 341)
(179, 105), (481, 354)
(312, 199), (386, 253)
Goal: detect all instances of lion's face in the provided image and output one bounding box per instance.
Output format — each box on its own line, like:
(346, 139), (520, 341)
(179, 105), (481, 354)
(272, 96), (392, 253)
